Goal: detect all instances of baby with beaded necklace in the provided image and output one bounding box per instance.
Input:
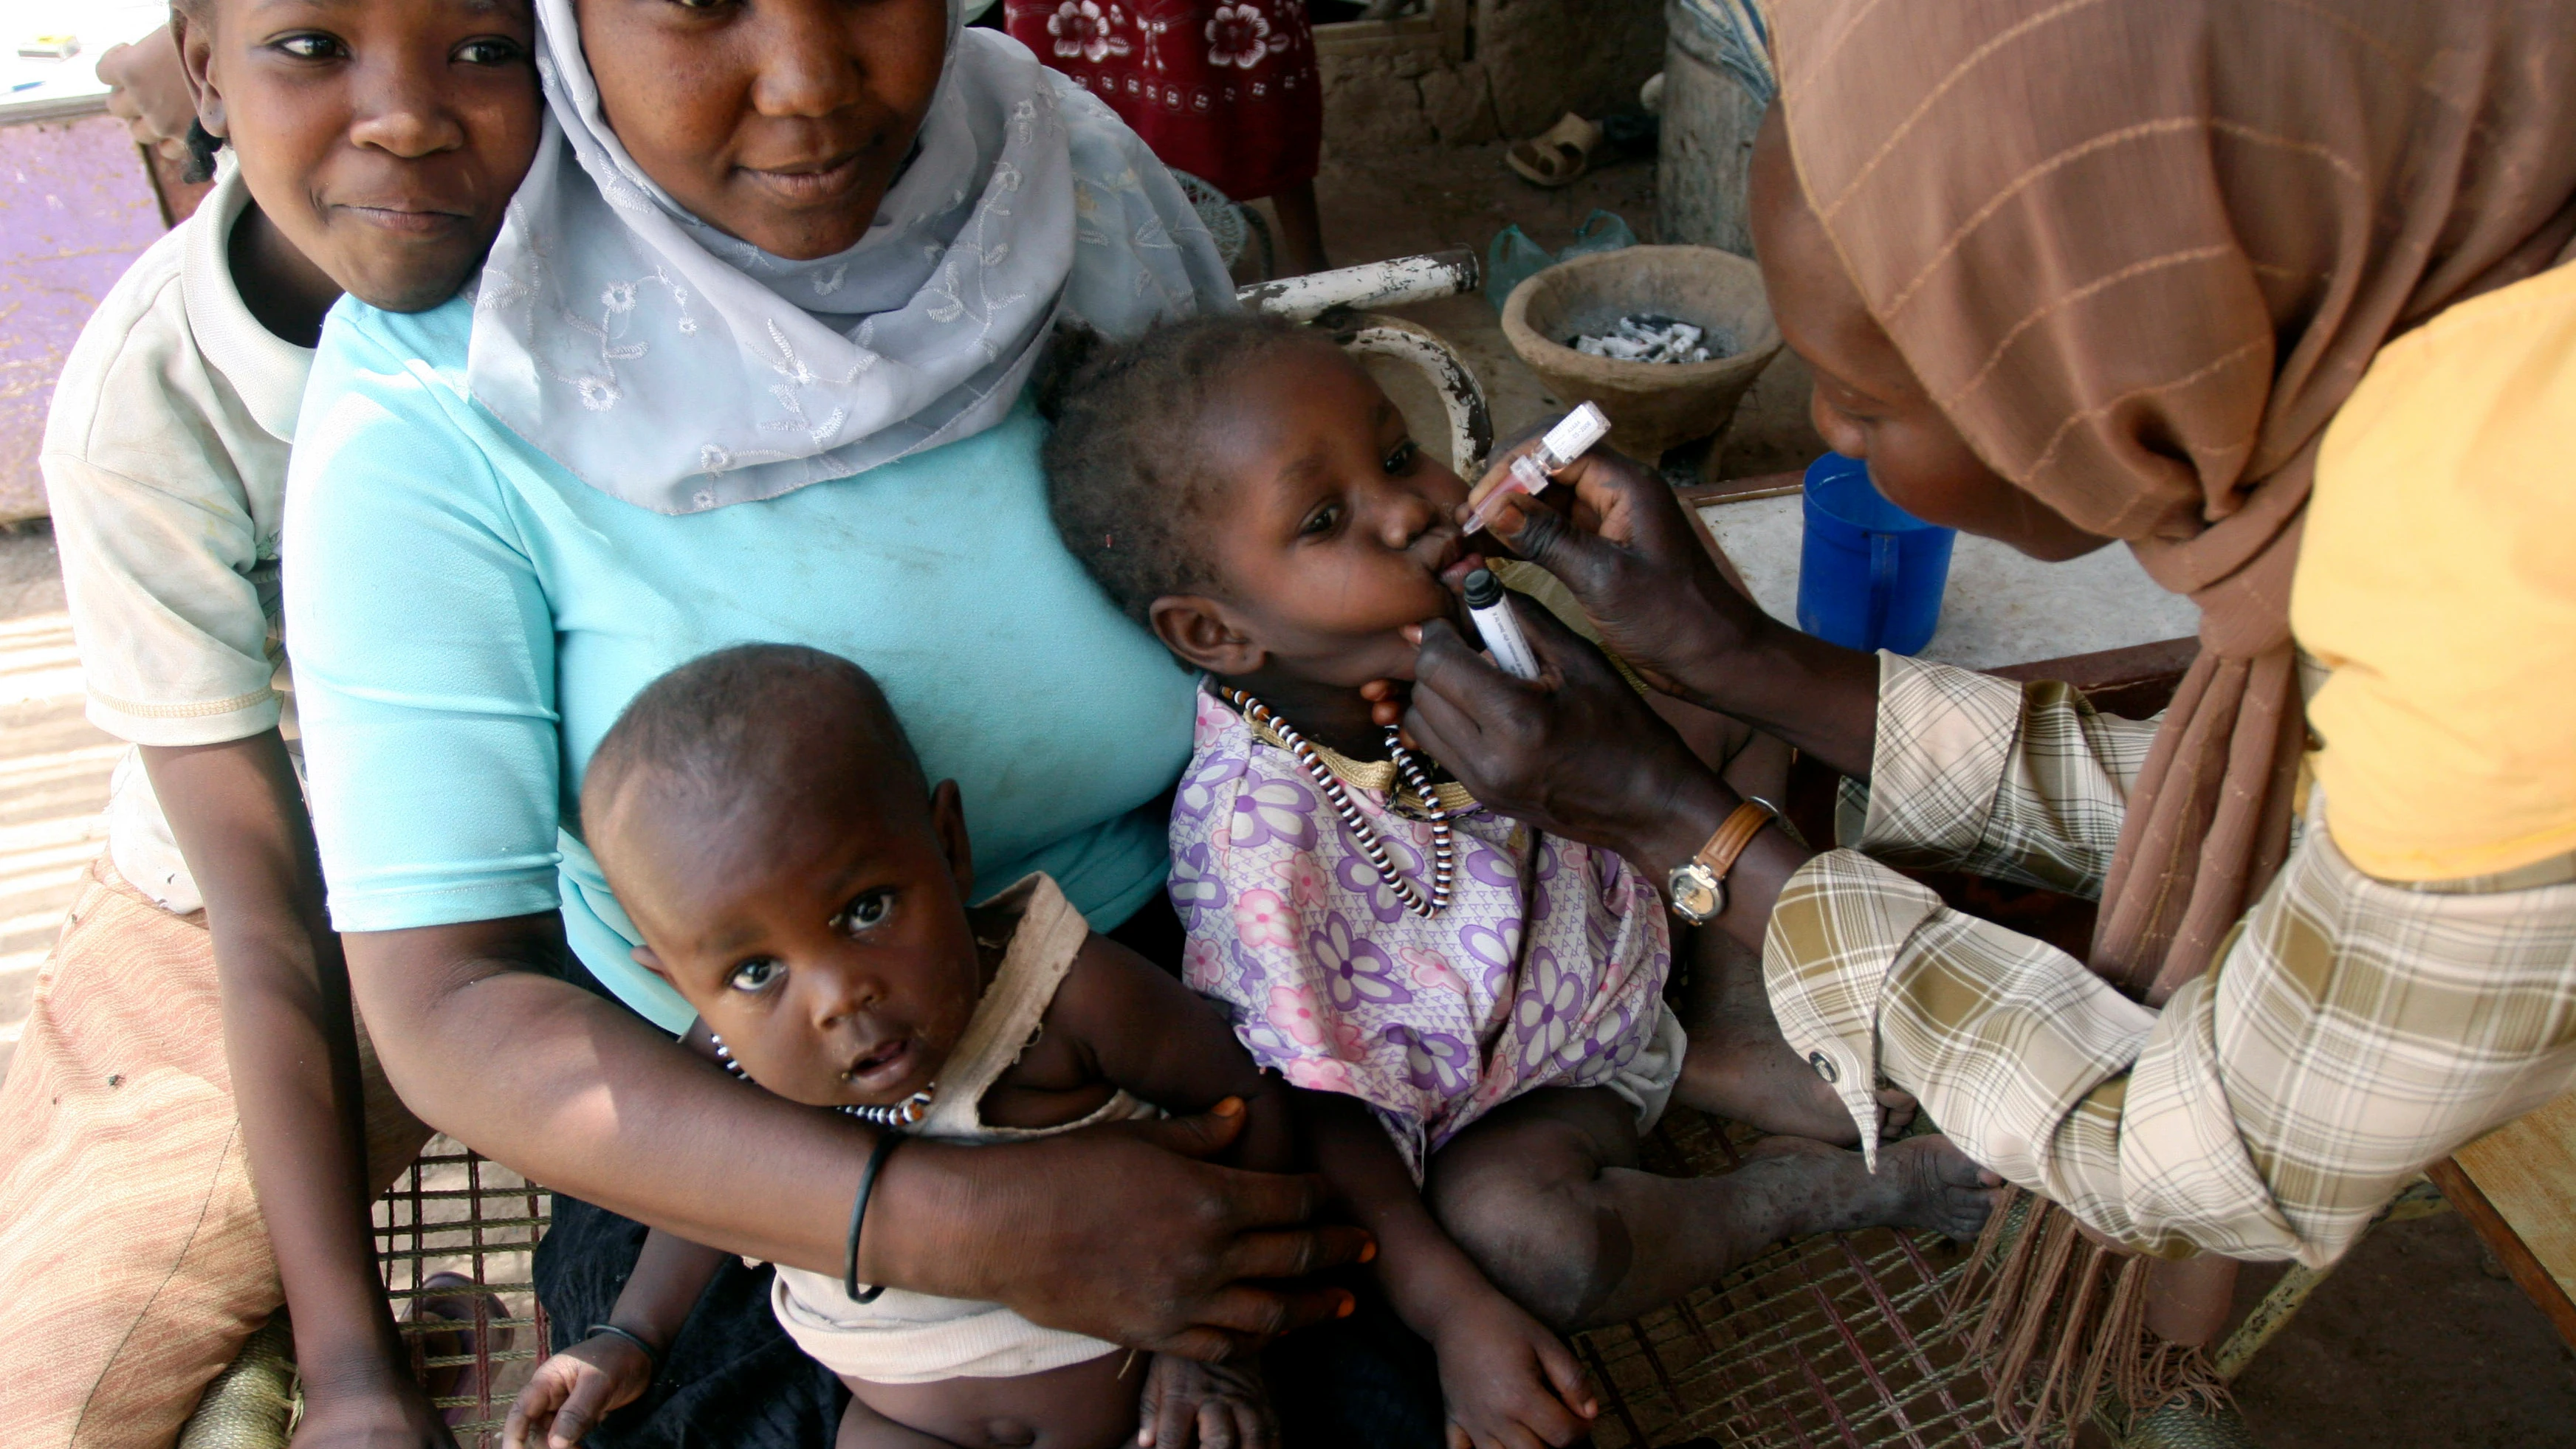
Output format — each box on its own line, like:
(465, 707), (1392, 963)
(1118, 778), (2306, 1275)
(1044, 314), (1999, 1449)
(506, 645), (1287, 1449)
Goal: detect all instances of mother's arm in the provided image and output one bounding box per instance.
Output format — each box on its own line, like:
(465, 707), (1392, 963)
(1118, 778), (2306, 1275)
(349, 915), (1356, 1357)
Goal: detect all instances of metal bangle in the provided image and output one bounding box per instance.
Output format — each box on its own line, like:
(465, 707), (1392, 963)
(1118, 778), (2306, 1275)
(844, 1130), (905, 1305)
(585, 1322), (662, 1374)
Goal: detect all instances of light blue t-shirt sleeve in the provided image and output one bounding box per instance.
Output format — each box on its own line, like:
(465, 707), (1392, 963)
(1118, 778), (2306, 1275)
(284, 303), (568, 937)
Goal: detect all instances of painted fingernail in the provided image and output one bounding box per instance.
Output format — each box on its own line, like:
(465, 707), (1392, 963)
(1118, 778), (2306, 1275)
(1212, 1096), (1243, 1116)
(1358, 1239), (1378, 1263)
(1334, 1291), (1356, 1318)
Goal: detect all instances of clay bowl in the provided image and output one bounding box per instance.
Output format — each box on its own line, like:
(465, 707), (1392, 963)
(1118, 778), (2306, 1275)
(1500, 244), (1783, 461)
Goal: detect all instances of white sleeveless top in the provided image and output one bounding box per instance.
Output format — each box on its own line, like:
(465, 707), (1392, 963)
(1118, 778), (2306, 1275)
(769, 873), (1158, 1384)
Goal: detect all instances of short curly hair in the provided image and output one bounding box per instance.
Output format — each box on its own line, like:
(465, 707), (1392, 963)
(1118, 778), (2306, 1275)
(580, 643), (923, 845)
(1039, 312), (1330, 627)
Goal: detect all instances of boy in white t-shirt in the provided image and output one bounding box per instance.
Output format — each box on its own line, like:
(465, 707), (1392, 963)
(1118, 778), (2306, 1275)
(0, 3), (540, 1444)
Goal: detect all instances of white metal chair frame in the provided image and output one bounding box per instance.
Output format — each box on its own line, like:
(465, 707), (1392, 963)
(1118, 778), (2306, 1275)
(1242, 248), (1493, 477)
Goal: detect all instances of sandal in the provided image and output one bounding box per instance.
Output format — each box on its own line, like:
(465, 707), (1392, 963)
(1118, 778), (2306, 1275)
(1507, 113), (1604, 188)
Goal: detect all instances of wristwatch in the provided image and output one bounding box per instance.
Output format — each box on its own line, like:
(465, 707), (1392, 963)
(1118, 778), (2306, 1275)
(1666, 799), (1778, 925)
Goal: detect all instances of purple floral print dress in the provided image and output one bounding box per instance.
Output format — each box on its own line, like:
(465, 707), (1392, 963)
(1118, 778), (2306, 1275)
(1172, 689), (1678, 1177)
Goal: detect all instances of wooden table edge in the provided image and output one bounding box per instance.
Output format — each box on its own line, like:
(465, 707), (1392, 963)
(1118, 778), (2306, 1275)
(2425, 1155), (2576, 1351)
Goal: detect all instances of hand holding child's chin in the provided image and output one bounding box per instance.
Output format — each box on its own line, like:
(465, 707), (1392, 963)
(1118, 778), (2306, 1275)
(1432, 1295), (1599, 1449)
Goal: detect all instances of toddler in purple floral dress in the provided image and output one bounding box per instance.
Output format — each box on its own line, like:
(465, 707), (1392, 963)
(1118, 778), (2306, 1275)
(1167, 686), (1685, 1181)
(1043, 316), (2003, 1449)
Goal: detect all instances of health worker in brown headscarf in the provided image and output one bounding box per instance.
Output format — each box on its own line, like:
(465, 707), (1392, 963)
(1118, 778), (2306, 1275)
(1392, 0), (2576, 1433)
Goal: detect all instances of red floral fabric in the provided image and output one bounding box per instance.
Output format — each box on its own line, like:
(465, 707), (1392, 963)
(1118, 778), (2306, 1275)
(1005, 0), (1322, 202)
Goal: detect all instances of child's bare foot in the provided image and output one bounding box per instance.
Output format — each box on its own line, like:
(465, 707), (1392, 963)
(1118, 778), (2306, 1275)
(1675, 930), (1916, 1145)
(1736, 1133), (2002, 1242)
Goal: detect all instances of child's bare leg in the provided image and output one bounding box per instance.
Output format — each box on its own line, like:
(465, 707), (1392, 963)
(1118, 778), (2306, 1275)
(1644, 689), (1754, 780)
(1632, 614), (1906, 1143)
(839, 1351), (1143, 1449)
(1672, 925), (1915, 1143)
(1423, 1087), (1997, 1332)
(1268, 179), (1328, 275)
(1717, 723), (1793, 806)
(1649, 688), (1911, 1141)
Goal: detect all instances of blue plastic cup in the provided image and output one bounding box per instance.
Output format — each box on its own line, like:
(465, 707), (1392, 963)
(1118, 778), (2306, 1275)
(1796, 453), (1956, 655)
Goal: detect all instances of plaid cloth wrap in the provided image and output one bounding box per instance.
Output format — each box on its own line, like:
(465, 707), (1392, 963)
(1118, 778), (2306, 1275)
(1767, 653), (2576, 1268)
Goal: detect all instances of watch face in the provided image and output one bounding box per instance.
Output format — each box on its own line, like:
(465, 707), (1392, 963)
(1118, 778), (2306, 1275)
(1668, 864), (1723, 922)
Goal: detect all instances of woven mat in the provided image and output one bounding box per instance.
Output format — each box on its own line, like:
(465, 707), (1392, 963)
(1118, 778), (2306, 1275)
(1573, 1107), (2022, 1449)
(372, 1117), (2021, 1449)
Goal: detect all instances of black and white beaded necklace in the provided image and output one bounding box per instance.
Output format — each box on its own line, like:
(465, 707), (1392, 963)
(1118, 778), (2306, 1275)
(1218, 686), (1455, 918)
(707, 1033), (935, 1129)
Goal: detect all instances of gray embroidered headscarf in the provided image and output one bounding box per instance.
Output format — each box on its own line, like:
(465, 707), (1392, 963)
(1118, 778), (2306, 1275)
(467, 0), (1232, 514)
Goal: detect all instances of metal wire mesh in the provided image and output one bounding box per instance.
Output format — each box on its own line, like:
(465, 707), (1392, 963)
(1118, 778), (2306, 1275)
(1573, 1107), (2024, 1449)
(360, 1116), (2022, 1449)
(377, 1135), (552, 1448)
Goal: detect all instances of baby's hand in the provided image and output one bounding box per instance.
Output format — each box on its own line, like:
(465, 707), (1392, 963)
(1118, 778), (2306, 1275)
(1432, 1295), (1598, 1449)
(504, 1330), (656, 1449)
(1138, 1352), (1275, 1449)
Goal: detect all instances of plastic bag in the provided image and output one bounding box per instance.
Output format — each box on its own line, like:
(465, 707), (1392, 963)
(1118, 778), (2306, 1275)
(1561, 209), (1640, 258)
(1485, 224), (1554, 314)
(1486, 212), (1640, 313)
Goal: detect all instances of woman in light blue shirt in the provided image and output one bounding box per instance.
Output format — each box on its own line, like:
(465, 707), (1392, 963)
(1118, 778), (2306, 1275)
(293, 317), (1190, 1035)
(284, 2), (1373, 1441)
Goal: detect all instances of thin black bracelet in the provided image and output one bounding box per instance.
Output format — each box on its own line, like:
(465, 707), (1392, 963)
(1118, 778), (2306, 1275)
(585, 1322), (662, 1375)
(845, 1130), (905, 1304)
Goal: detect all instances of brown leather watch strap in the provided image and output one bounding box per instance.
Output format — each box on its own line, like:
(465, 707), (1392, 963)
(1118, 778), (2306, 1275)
(1693, 799), (1776, 888)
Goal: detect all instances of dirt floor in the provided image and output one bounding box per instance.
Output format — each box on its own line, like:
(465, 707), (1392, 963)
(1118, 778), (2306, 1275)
(0, 135), (2569, 1448)
(2224, 1211), (2576, 1448)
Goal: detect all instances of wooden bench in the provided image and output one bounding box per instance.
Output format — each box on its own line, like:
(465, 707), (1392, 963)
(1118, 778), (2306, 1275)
(2431, 1094), (2576, 1349)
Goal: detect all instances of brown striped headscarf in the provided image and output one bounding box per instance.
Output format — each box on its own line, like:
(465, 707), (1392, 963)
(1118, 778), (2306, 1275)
(1774, 0), (2576, 1001)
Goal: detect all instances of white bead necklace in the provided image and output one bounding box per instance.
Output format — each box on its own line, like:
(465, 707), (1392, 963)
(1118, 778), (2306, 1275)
(707, 1033), (935, 1128)
(1218, 686), (1455, 918)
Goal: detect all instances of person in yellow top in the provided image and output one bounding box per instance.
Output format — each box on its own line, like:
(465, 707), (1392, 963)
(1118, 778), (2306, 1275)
(2297, 269), (2576, 882)
(1370, 0), (2576, 1437)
